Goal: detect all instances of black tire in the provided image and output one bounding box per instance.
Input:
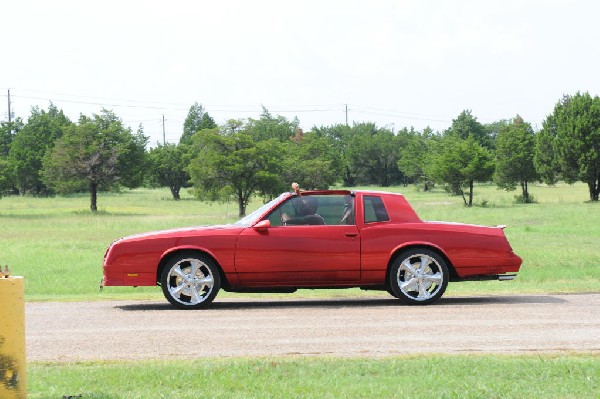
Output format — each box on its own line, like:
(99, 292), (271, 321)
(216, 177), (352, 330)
(388, 248), (448, 305)
(160, 252), (221, 309)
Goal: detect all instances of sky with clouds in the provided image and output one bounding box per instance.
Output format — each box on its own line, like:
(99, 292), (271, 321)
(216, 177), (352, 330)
(1, 0), (598, 145)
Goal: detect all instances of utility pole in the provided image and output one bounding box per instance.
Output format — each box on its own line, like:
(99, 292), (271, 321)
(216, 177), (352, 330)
(345, 104), (348, 126)
(7, 89), (12, 135)
(162, 115), (166, 145)
(7, 89), (12, 123)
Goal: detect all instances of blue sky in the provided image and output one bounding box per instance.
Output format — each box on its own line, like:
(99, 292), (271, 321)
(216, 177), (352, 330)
(1, 0), (598, 145)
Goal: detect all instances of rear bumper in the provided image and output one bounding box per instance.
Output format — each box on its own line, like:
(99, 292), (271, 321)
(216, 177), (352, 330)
(453, 251), (522, 278)
(458, 273), (518, 282)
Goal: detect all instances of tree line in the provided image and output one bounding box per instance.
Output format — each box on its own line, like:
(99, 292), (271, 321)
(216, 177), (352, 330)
(0, 93), (599, 216)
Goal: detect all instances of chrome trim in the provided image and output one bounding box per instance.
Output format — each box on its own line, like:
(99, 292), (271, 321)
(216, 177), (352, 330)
(498, 274), (517, 281)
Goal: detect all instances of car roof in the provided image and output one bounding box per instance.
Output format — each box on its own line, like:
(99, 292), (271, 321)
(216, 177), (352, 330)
(293, 189), (406, 198)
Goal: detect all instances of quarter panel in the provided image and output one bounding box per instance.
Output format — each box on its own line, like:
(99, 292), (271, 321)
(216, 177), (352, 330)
(359, 222), (521, 278)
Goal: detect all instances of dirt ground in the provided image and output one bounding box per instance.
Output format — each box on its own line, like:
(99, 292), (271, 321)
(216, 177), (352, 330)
(26, 293), (600, 362)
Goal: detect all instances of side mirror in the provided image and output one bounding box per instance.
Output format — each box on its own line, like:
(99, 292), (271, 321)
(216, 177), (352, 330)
(253, 219), (271, 231)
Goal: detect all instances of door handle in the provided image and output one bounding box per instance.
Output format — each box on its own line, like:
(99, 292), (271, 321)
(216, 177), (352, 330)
(345, 233), (358, 238)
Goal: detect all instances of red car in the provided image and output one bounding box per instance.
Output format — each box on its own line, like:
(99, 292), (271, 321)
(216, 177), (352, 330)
(102, 189), (522, 309)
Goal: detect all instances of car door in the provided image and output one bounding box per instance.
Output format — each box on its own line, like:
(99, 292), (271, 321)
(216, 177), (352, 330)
(234, 194), (360, 286)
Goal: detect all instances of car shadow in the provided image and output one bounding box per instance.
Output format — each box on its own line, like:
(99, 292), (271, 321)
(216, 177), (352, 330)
(114, 294), (567, 311)
(437, 295), (568, 305)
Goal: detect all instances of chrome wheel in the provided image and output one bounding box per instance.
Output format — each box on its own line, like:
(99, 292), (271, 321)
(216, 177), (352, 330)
(161, 253), (221, 309)
(389, 249), (448, 305)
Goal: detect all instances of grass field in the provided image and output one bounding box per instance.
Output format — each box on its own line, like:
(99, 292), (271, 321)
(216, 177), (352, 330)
(28, 355), (599, 399)
(2, 183), (598, 398)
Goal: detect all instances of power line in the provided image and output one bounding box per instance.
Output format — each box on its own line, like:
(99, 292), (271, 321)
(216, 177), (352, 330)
(6, 88), (347, 114)
(351, 104), (450, 120)
(350, 108), (451, 123)
(3, 88), (461, 135)
(7, 87), (191, 108)
(13, 94), (179, 111)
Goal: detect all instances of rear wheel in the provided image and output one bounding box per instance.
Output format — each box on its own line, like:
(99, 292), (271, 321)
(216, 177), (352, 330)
(160, 252), (221, 309)
(389, 248), (448, 305)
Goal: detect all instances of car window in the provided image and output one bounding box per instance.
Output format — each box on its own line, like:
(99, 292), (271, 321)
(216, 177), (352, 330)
(317, 195), (354, 225)
(363, 195), (390, 223)
(264, 194), (354, 226)
(235, 193), (287, 226)
(265, 197), (297, 226)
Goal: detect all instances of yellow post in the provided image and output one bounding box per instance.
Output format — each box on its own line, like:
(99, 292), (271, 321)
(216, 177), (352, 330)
(0, 275), (26, 399)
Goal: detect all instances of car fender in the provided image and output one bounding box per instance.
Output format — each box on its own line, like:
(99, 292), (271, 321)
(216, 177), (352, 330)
(388, 241), (453, 268)
(156, 244), (237, 286)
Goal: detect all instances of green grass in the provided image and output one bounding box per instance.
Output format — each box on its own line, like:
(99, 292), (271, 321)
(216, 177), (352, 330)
(28, 354), (599, 398)
(0, 183), (598, 301)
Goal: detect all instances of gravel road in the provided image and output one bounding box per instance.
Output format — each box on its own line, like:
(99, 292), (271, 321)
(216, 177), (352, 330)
(26, 294), (600, 362)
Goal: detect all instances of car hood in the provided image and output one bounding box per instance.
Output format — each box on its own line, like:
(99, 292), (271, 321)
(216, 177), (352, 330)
(116, 224), (242, 242)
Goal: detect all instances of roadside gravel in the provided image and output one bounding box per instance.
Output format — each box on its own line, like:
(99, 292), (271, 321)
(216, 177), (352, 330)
(26, 294), (600, 362)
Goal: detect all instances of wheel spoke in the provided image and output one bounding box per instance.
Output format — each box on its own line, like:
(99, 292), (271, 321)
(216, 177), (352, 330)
(424, 272), (442, 285)
(171, 265), (186, 279)
(189, 286), (203, 304)
(417, 281), (431, 299)
(400, 260), (417, 276)
(400, 277), (419, 293)
(189, 259), (202, 277)
(419, 256), (431, 273)
(170, 281), (186, 297)
(196, 275), (214, 288)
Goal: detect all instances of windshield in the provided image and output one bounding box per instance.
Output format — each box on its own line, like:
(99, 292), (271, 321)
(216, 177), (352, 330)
(234, 193), (289, 227)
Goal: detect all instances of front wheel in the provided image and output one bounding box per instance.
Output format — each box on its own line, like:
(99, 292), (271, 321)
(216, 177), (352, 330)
(160, 252), (221, 309)
(388, 248), (448, 305)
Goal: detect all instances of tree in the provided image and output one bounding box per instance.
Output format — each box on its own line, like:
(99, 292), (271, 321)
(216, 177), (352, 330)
(534, 114), (560, 185)
(8, 104), (71, 194)
(0, 158), (9, 196)
(247, 107), (299, 142)
(545, 92), (600, 201)
(348, 125), (404, 186)
(397, 127), (436, 190)
(187, 123), (285, 217)
(0, 118), (23, 195)
(494, 115), (538, 203)
(449, 110), (494, 150)
(429, 112), (494, 206)
(312, 124), (356, 186)
(147, 143), (189, 200)
(42, 110), (148, 211)
(119, 124), (149, 189)
(187, 109), (299, 217)
(0, 118), (24, 157)
(483, 119), (509, 150)
(179, 102), (217, 145)
(281, 130), (342, 190)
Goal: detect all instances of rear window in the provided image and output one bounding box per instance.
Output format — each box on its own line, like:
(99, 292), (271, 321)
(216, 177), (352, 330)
(363, 195), (390, 223)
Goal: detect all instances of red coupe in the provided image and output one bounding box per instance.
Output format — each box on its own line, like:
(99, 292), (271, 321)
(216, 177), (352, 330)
(102, 189), (522, 309)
